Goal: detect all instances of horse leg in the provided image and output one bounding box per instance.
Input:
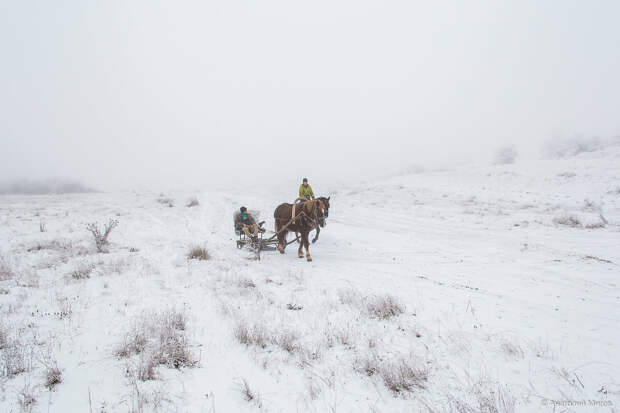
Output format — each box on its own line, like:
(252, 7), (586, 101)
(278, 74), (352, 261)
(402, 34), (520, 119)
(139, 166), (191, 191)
(278, 231), (287, 254)
(312, 226), (320, 243)
(303, 232), (312, 261)
(297, 231), (304, 258)
(275, 221), (286, 253)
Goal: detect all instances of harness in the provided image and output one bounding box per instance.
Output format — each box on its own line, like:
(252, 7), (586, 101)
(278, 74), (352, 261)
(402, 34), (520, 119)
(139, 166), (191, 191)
(291, 198), (321, 227)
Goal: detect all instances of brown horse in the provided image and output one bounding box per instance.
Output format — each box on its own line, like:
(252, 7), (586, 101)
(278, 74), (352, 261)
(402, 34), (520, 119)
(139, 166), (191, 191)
(274, 199), (326, 261)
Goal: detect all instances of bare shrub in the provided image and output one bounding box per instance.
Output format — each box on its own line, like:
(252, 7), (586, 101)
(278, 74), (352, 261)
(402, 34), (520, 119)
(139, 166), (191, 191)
(187, 246), (210, 261)
(86, 219), (119, 252)
(552, 214), (581, 228)
(366, 294), (404, 320)
(186, 197), (199, 207)
(116, 310), (196, 381)
(239, 378), (262, 408)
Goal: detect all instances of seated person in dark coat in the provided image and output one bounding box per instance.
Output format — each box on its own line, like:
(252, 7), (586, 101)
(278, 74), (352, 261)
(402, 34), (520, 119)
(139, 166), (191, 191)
(238, 206), (259, 239)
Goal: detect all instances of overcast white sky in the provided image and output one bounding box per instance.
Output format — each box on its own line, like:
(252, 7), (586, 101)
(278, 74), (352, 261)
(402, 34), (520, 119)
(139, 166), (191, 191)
(1, 1), (619, 192)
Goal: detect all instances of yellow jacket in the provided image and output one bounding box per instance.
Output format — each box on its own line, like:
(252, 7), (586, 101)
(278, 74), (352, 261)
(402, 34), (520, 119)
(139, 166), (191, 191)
(299, 184), (315, 200)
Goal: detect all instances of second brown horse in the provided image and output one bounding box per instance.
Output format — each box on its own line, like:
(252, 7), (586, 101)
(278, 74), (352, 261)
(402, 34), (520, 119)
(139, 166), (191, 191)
(273, 199), (326, 261)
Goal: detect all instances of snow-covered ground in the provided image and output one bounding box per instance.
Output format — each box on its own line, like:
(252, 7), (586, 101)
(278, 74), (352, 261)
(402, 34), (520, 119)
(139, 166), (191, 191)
(1, 144), (619, 412)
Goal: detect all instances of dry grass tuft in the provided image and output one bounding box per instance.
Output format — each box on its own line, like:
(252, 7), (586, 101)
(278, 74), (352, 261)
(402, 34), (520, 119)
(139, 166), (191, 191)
(186, 197), (200, 207)
(116, 310), (196, 381)
(0, 254), (14, 281)
(552, 214), (581, 228)
(500, 341), (524, 360)
(187, 246), (210, 261)
(71, 261), (94, 279)
(355, 355), (428, 395)
(366, 294), (405, 319)
(44, 366), (63, 390)
(18, 382), (37, 412)
(234, 321), (269, 349)
(0, 327), (32, 378)
(157, 197), (175, 207)
(239, 378), (262, 408)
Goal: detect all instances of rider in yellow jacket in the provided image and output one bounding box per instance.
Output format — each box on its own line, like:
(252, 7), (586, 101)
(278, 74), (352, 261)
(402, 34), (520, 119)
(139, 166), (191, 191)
(299, 178), (315, 200)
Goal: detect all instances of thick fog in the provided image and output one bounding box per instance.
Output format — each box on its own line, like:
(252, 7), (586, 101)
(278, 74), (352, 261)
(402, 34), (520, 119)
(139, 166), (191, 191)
(1, 1), (619, 192)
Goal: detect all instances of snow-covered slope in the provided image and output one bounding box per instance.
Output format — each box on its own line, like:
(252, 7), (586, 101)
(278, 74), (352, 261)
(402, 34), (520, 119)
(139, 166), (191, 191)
(1, 144), (619, 412)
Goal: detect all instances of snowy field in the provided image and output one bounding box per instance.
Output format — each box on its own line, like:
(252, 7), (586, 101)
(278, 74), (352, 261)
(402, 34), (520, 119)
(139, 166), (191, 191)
(1, 144), (619, 412)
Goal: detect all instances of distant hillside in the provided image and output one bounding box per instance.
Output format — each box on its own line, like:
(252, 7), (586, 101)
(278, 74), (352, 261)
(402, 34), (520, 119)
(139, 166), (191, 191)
(0, 179), (97, 195)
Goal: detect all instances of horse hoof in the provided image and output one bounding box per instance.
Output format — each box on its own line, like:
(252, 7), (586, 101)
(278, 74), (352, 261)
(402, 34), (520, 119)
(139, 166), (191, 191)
(306, 257), (313, 262)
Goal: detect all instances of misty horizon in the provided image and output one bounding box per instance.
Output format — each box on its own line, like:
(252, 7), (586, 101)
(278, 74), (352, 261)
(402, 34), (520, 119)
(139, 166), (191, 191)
(2, 1), (619, 192)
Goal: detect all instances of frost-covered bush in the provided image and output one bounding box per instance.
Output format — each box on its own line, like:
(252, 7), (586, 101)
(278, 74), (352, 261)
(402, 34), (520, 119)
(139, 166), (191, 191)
(495, 145), (518, 165)
(86, 219), (118, 253)
(186, 197), (199, 207)
(156, 196), (174, 207)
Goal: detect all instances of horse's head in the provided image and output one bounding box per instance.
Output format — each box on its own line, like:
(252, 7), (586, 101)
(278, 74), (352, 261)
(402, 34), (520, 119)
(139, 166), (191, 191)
(315, 199), (328, 228)
(317, 196), (330, 218)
